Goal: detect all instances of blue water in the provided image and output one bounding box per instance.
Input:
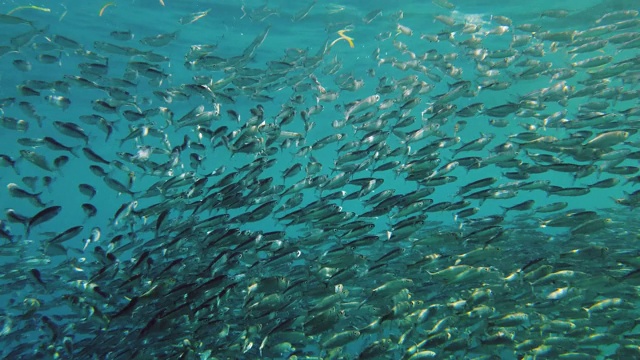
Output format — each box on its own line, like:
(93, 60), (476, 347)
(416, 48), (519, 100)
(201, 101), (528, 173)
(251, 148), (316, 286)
(1, 0), (639, 359)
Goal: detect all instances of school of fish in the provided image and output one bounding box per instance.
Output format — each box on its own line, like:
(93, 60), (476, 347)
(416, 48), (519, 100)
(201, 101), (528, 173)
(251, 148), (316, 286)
(1, 0), (640, 358)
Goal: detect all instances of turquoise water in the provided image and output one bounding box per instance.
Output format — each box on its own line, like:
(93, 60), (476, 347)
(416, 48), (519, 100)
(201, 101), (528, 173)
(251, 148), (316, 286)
(1, 0), (640, 358)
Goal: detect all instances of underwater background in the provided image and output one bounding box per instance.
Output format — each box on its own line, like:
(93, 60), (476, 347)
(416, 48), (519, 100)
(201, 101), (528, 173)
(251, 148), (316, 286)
(1, 0), (640, 358)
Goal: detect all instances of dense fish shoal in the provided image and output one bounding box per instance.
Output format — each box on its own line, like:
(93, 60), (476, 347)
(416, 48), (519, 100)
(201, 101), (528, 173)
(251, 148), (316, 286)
(1, 0), (640, 359)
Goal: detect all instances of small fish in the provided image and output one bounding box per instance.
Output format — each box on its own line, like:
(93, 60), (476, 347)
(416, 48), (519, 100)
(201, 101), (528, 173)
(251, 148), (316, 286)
(292, 1), (316, 22)
(81, 203), (98, 219)
(541, 9), (569, 18)
(501, 199), (535, 215)
(47, 225), (83, 245)
(78, 184), (97, 199)
(534, 202), (568, 213)
(596, 10), (639, 24)
(484, 103), (520, 117)
(19, 150), (53, 171)
(53, 121), (89, 145)
(43, 137), (78, 157)
(36, 53), (61, 65)
(110, 30), (134, 41)
(571, 55), (613, 68)
(82, 148), (110, 164)
(51, 34), (81, 49)
(7, 183), (46, 207)
(54, 155), (70, 171)
(26, 206), (62, 237)
(583, 131), (629, 149)
(12, 59), (32, 71)
(362, 9), (382, 24)
(1, 117), (29, 131)
(0, 13), (33, 26)
(18, 101), (44, 127)
(5, 210), (29, 229)
(140, 31), (179, 47)
(104, 176), (137, 197)
(0, 154), (20, 174)
(179, 9), (211, 25)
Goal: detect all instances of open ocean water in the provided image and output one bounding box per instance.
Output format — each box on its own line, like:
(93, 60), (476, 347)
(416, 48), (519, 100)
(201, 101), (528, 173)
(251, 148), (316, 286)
(1, 0), (640, 358)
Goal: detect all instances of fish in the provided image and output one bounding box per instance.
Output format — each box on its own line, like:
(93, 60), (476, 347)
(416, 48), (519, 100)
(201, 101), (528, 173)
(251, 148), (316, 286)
(19, 150), (54, 171)
(81, 203), (98, 219)
(344, 94), (380, 120)
(52, 121), (89, 145)
(82, 148), (110, 164)
(179, 9), (211, 25)
(104, 176), (137, 197)
(7, 183), (46, 207)
(362, 9), (383, 24)
(42, 137), (79, 157)
(0, 13), (33, 26)
(47, 225), (84, 245)
(292, 1), (316, 22)
(110, 29), (134, 41)
(571, 55), (614, 68)
(140, 31), (179, 47)
(26, 205), (62, 237)
(0, 154), (20, 174)
(500, 199), (535, 215)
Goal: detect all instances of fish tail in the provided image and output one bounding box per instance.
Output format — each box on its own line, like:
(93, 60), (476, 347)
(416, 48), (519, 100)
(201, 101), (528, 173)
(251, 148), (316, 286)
(71, 146), (81, 158)
(221, 134), (234, 150)
(11, 163), (21, 175)
(538, 220), (547, 228)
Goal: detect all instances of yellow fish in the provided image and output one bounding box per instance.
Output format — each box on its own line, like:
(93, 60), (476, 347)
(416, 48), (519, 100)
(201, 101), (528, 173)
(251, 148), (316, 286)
(7, 5), (51, 16)
(330, 29), (354, 48)
(99, 2), (116, 17)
